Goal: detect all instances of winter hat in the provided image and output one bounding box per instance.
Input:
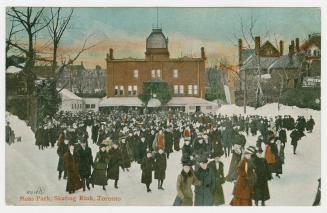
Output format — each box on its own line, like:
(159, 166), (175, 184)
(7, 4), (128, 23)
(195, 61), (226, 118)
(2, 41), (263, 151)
(256, 147), (263, 153)
(181, 159), (194, 166)
(199, 158), (208, 164)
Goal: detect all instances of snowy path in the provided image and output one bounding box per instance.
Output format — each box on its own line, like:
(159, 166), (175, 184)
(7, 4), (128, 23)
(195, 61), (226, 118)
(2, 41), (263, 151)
(5, 104), (320, 206)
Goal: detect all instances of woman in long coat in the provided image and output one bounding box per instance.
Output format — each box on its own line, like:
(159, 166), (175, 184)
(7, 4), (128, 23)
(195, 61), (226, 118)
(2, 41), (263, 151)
(107, 142), (122, 189)
(225, 144), (242, 182)
(154, 149), (167, 190)
(120, 137), (132, 171)
(174, 160), (201, 206)
(253, 148), (272, 206)
(77, 141), (93, 191)
(230, 152), (253, 206)
(91, 144), (108, 190)
(194, 159), (215, 206)
(208, 155), (225, 205)
(141, 152), (155, 192)
(57, 135), (68, 180)
(64, 144), (82, 194)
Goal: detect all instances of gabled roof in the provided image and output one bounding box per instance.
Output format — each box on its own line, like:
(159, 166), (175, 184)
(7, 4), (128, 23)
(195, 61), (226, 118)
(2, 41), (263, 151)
(300, 34), (321, 51)
(59, 89), (83, 101)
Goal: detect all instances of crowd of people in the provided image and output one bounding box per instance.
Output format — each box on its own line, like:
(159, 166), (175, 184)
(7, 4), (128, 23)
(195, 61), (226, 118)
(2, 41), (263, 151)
(32, 109), (316, 206)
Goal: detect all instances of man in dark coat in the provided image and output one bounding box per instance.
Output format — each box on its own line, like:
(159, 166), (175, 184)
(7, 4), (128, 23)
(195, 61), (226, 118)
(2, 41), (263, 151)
(91, 122), (99, 144)
(57, 138), (68, 180)
(306, 116), (315, 133)
(194, 158), (215, 206)
(107, 142), (122, 189)
(164, 128), (174, 159)
(290, 129), (301, 154)
(208, 154), (225, 206)
(181, 139), (193, 163)
(141, 151), (155, 192)
(154, 149), (167, 190)
(63, 144), (82, 194)
(173, 127), (182, 151)
(253, 147), (272, 206)
(278, 128), (287, 146)
(77, 140), (93, 191)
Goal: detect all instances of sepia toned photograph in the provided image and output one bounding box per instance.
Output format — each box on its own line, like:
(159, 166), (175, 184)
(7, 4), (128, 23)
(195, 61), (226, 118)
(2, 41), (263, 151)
(4, 5), (321, 206)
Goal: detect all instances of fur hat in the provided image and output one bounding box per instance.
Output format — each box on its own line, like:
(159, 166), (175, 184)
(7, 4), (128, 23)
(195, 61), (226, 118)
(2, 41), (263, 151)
(244, 146), (256, 155)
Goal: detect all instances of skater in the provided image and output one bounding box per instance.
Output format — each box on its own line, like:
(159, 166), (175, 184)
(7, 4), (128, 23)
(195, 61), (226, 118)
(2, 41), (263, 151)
(230, 148), (255, 206)
(208, 154), (225, 206)
(141, 151), (155, 192)
(63, 143), (82, 194)
(306, 116), (315, 133)
(174, 159), (200, 206)
(194, 158), (215, 206)
(91, 144), (108, 190)
(57, 138), (68, 180)
(181, 138), (193, 163)
(120, 136), (131, 171)
(107, 141), (122, 189)
(77, 140), (93, 191)
(253, 147), (272, 206)
(225, 144), (242, 182)
(290, 128), (301, 154)
(154, 148), (167, 190)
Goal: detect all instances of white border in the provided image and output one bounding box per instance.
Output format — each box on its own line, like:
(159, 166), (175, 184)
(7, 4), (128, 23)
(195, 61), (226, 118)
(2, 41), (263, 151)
(0, 1), (326, 213)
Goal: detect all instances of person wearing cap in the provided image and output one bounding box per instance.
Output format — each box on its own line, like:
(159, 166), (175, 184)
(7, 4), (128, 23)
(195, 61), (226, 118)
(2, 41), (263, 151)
(194, 158), (215, 206)
(141, 151), (155, 192)
(136, 132), (147, 164)
(63, 143), (82, 194)
(77, 140), (93, 191)
(230, 148), (255, 206)
(290, 128), (302, 155)
(91, 144), (108, 190)
(154, 148), (167, 190)
(181, 137), (194, 163)
(222, 125), (233, 157)
(174, 160), (200, 206)
(107, 141), (122, 189)
(173, 126), (182, 151)
(35, 124), (44, 150)
(252, 147), (272, 206)
(145, 129), (156, 152)
(306, 115), (315, 133)
(193, 134), (210, 164)
(208, 153), (225, 206)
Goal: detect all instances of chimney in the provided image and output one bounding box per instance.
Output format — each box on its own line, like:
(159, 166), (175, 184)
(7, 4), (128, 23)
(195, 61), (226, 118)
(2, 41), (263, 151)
(279, 40), (284, 56)
(238, 39), (243, 65)
(295, 38), (300, 52)
(255, 36), (261, 55)
(289, 44), (294, 56)
(109, 48), (114, 60)
(201, 47), (206, 60)
(291, 40), (295, 52)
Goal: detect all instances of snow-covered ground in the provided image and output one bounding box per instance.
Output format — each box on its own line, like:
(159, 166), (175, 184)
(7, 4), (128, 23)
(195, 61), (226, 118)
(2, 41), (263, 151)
(5, 104), (321, 206)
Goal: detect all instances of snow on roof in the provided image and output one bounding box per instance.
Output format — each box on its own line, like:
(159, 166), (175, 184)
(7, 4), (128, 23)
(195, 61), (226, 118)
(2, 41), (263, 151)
(6, 65), (23, 74)
(59, 89), (82, 101)
(167, 97), (218, 107)
(99, 97), (143, 107)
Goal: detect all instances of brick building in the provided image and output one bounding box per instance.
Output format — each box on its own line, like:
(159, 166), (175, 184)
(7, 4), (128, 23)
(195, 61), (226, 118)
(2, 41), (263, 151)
(101, 28), (217, 112)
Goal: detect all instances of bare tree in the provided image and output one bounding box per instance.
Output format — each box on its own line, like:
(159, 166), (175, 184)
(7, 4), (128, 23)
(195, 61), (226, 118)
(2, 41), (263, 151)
(44, 8), (74, 73)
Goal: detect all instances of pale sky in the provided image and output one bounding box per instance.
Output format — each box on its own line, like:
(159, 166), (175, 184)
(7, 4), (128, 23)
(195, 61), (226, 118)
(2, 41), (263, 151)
(6, 7), (321, 69)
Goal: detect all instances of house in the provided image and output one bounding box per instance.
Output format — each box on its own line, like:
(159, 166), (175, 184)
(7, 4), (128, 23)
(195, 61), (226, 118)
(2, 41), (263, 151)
(235, 36), (306, 107)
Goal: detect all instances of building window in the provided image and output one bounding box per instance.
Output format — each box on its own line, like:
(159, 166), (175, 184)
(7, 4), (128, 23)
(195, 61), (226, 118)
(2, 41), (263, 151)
(188, 85), (193, 95)
(173, 69), (179, 78)
(74, 104), (76, 109)
(133, 85), (138, 95)
(114, 85), (119, 96)
(133, 69), (139, 79)
(194, 85), (198, 95)
(91, 104), (95, 109)
(85, 104), (90, 109)
(151, 70), (156, 78)
(179, 85), (184, 94)
(156, 69), (161, 78)
(119, 86), (124, 96)
(72, 104), (74, 109)
(128, 85), (133, 96)
(174, 85), (178, 94)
